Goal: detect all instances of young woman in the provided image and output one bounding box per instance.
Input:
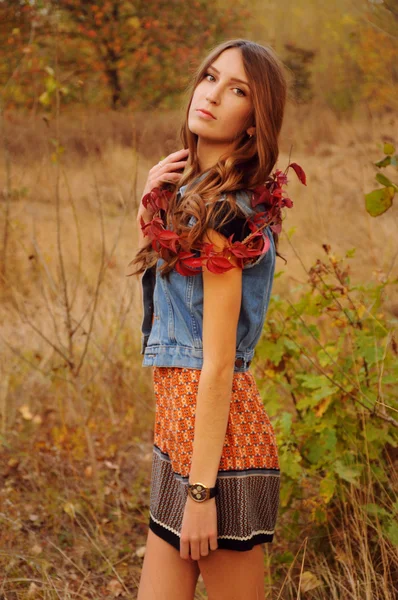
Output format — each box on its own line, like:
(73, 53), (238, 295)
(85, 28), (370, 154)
(130, 39), (305, 600)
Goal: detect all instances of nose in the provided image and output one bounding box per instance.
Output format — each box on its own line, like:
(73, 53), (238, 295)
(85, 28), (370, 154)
(205, 86), (221, 105)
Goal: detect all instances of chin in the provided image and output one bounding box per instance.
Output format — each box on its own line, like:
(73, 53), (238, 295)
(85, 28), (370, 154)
(188, 121), (221, 144)
(187, 116), (205, 137)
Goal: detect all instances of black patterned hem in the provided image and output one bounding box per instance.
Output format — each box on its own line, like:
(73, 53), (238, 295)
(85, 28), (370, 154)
(149, 513), (274, 553)
(148, 445), (280, 553)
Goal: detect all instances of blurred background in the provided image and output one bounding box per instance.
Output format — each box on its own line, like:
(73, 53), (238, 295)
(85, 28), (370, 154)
(0, 1), (397, 598)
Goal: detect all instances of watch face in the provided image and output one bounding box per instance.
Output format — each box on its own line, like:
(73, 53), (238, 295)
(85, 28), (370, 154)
(189, 484), (207, 501)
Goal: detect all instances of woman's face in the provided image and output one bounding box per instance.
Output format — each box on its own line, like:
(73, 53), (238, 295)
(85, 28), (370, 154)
(188, 48), (254, 144)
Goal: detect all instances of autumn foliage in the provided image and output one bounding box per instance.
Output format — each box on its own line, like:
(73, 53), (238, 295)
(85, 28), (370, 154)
(0, 0), (248, 110)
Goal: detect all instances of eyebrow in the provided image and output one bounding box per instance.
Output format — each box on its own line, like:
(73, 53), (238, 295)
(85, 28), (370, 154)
(207, 65), (250, 88)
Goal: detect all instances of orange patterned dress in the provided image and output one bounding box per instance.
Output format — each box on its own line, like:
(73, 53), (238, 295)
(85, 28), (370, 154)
(148, 366), (280, 552)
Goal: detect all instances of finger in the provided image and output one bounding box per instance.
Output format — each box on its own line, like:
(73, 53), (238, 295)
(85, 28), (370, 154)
(180, 537), (190, 560)
(200, 538), (210, 557)
(157, 172), (183, 185)
(159, 148), (189, 167)
(190, 538), (200, 561)
(158, 160), (188, 173)
(209, 535), (218, 551)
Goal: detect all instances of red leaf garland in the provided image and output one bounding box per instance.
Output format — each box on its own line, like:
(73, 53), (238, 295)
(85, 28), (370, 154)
(139, 161), (306, 275)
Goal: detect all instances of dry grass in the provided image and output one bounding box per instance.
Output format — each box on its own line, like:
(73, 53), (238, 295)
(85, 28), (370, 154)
(0, 102), (397, 598)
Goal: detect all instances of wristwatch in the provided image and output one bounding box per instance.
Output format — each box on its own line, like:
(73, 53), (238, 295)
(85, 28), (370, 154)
(188, 481), (218, 503)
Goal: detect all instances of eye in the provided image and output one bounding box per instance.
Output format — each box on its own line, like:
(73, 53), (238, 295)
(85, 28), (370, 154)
(234, 88), (246, 97)
(204, 72), (216, 82)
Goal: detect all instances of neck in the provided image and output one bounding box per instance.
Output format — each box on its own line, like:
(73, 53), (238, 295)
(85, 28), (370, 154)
(196, 137), (235, 172)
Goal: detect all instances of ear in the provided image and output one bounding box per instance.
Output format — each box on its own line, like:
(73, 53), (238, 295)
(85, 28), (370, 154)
(246, 126), (256, 138)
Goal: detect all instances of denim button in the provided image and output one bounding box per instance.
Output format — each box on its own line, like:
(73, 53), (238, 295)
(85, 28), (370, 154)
(235, 358), (252, 368)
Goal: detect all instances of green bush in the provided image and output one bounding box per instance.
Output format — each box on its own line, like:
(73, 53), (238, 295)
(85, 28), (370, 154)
(256, 244), (398, 553)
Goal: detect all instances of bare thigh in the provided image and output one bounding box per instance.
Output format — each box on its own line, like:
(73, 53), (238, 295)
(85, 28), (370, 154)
(137, 529), (200, 600)
(198, 544), (265, 600)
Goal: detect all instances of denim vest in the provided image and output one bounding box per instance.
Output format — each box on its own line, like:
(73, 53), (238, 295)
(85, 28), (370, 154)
(140, 183), (276, 372)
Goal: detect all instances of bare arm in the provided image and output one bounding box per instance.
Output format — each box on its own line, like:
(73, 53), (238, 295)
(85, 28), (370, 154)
(188, 228), (242, 487)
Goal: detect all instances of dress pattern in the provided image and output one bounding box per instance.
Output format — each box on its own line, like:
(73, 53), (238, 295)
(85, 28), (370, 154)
(148, 366), (281, 552)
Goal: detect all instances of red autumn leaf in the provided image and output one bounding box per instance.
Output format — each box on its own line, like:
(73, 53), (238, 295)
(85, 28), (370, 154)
(142, 187), (172, 212)
(270, 222), (282, 234)
(175, 262), (196, 276)
(288, 162), (307, 185)
(230, 234), (270, 261)
(206, 255), (236, 274)
(250, 211), (268, 222)
(229, 231), (268, 258)
(139, 215), (149, 234)
(182, 256), (205, 269)
(283, 197), (293, 208)
(251, 185), (272, 208)
(144, 217), (180, 253)
(274, 169), (288, 186)
(175, 252), (203, 276)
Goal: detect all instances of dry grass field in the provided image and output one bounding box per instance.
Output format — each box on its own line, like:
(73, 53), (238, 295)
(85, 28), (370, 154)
(0, 102), (397, 598)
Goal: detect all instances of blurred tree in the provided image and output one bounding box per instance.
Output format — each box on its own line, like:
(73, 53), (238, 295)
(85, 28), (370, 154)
(283, 43), (315, 104)
(0, 0), (36, 107)
(355, 25), (398, 111)
(249, 0), (398, 114)
(54, 0), (247, 109)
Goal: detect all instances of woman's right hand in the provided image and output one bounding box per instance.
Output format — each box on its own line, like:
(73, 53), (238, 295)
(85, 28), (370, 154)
(138, 148), (189, 220)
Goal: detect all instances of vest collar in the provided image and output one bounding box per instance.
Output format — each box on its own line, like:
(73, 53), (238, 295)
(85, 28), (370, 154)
(177, 170), (209, 199)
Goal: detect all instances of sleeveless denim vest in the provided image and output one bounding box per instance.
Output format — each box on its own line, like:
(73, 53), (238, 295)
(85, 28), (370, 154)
(140, 182), (276, 372)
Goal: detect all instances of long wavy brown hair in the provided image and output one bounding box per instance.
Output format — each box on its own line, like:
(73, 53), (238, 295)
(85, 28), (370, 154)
(129, 39), (288, 278)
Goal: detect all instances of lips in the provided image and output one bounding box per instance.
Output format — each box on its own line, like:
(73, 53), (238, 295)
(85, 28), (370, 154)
(196, 108), (216, 119)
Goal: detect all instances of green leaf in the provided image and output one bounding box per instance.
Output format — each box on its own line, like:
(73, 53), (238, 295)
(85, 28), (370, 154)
(363, 503), (390, 519)
(365, 187), (394, 217)
(297, 374), (329, 390)
(363, 422), (387, 443)
(384, 520), (398, 546)
(376, 173), (398, 190)
(375, 156), (391, 168)
(280, 450), (302, 479)
(284, 339), (300, 355)
(306, 443), (324, 464)
(280, 480), (295, 508)
(275, 551), (295, 565)
(257, 338), (285, 365)
(279, 412), (293, 436)
(311, 385), (338, 402)
(345, 247), (357, 258)
(383, 142), (395, 155)
(320, 477), (336, 503)
(286, 226), (296, 239)
(334, 460), (363, 486)
(39, 91), (51, 106)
